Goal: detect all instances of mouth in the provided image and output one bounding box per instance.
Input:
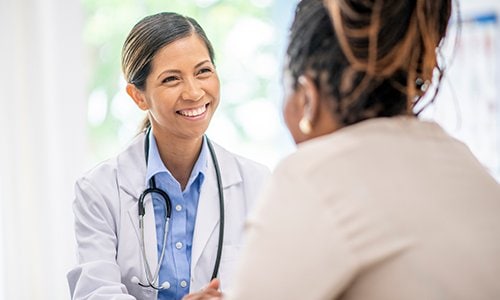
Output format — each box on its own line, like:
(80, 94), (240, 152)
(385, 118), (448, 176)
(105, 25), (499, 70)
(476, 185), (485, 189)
(177, 103), (209, 118)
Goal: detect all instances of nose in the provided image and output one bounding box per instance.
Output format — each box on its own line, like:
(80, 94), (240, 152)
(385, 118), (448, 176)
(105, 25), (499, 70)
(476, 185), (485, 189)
(181, 77), (205, 101)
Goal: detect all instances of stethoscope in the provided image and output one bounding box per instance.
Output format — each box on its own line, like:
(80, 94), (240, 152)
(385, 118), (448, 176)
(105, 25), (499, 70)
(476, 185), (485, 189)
(132, 126), (225, 290)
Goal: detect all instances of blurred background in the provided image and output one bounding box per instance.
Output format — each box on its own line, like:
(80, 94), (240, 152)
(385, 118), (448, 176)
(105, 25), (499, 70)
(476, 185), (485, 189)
(0, 0), (498, 299)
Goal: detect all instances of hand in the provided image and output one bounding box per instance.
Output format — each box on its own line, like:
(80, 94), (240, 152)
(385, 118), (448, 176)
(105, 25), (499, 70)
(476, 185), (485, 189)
(182, 279), (224, 300)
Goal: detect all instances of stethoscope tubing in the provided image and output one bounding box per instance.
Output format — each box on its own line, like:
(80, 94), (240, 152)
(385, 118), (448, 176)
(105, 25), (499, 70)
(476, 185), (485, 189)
(207, 137), (224, 280)
(137, 127), (224, 290)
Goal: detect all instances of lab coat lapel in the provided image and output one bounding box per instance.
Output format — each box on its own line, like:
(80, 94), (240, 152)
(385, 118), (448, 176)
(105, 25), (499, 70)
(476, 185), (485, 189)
(191, 159), (219, 275)
(190, 143), (242, 277)
(118, 134), (159, 275)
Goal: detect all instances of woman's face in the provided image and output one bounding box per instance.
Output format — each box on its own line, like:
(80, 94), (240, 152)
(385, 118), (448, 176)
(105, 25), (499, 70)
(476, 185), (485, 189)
(140, 34), (220, 140)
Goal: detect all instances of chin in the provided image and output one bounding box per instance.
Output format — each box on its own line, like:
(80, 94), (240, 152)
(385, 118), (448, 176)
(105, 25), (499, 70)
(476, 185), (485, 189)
(290, 132), (304, 145)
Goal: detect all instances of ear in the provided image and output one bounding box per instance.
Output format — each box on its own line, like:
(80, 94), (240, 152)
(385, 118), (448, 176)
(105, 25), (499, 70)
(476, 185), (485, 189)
(297, 75), (320, 127)
(126, 83), (149, 111)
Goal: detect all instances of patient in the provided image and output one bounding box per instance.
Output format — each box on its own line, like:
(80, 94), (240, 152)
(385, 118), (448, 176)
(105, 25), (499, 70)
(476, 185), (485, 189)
(185, 0), (500, 299)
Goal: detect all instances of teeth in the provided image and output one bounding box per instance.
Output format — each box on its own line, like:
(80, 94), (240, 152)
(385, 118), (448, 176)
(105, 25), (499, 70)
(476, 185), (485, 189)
(179, 105), (207, 117)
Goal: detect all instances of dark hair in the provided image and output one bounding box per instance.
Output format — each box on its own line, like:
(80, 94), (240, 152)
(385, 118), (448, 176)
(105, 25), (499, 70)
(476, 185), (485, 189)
(121, 12), (215, 130)
(286, 0), (452, 126)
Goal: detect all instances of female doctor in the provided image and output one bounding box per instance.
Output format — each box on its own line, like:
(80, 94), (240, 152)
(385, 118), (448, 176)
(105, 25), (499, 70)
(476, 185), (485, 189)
(67, 12), (269, 300)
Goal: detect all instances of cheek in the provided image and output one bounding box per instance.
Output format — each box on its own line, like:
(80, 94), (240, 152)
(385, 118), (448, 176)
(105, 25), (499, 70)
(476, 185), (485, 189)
(282, 93), (302, 143)
(282, 96), (295, 128)
(208, 76), (221, 107)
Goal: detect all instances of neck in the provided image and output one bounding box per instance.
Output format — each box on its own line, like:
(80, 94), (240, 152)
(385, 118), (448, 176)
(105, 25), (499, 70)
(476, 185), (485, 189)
(152, 130), (204, 190)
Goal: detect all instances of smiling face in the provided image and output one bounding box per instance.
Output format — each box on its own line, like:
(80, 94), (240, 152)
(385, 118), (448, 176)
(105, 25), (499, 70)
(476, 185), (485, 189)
(128, 33), (220, 141)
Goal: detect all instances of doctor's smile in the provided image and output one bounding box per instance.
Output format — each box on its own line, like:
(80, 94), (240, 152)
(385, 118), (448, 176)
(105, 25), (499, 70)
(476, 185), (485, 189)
(177, 103), (210, 120)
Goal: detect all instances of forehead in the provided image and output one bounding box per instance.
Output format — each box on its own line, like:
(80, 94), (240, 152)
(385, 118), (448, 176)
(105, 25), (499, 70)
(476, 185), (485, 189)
(150, 34), (211, 71)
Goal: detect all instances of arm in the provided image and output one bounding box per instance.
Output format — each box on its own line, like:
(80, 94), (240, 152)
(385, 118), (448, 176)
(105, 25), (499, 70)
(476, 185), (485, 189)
(67, 177), (135, 300)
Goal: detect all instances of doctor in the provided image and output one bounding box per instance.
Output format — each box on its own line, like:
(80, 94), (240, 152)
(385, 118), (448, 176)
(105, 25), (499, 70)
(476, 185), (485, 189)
(67, 12), (269, 300)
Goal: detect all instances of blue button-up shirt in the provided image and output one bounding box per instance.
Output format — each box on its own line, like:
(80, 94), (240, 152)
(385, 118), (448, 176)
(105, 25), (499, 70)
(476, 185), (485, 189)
(146, 131), (208, 300)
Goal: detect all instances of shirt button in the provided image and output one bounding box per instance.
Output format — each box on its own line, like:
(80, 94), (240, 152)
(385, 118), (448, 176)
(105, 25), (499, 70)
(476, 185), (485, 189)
(161, 281), (171, 290)
(175, 242), (183, 249)
(180, 280), (188, 288)
(175, 204), (182, 212)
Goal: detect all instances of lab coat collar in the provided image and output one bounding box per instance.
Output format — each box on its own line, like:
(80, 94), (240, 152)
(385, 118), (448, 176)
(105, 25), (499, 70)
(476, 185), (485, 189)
(117, 133), (148, 199)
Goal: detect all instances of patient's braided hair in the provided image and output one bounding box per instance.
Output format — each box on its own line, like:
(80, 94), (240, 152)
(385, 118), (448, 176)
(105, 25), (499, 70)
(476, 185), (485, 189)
(287, 0), (452, 126)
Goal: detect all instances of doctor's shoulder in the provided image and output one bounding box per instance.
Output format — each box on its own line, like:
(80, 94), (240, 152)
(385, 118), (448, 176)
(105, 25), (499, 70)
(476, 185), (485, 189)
(74, 134), (145, 206)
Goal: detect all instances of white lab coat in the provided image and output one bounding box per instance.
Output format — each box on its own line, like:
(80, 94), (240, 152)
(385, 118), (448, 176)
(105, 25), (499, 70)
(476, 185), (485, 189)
(67, 133), (270, 300)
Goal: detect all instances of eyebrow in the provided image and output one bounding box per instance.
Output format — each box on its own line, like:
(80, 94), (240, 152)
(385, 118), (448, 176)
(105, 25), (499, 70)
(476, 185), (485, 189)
(156, 60), (212, 80)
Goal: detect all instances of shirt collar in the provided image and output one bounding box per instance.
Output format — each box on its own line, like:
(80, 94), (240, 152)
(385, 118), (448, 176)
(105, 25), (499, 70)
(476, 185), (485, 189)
(145, 129), (209, 189)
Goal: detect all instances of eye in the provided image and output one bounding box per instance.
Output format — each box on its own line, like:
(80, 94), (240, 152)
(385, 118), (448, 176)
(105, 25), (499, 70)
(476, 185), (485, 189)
(162, 76), (179, 84)
(197, 68), (213, 76)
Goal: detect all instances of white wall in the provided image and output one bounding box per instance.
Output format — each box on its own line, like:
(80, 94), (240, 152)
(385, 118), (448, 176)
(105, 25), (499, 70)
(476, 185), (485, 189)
(422, 0), (500, 180)
(461, 0), (500, 13)
(0, 0), (86, 299)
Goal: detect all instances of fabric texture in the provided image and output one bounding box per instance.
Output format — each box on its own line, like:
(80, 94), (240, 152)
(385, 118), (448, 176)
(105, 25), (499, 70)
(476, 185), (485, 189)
(227, 116), (500, 300)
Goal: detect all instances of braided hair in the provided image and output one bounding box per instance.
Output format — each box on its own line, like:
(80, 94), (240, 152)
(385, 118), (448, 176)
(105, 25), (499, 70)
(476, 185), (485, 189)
(286, 0), (452, 126)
